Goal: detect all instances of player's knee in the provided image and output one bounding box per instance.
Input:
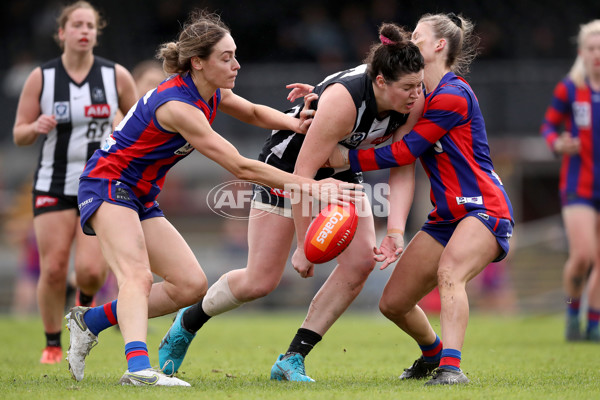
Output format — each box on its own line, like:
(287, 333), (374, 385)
(379, 296), (397, 319)
(568, 253), (593, 274)
(173, 275), (208, 306)
(243, 280), (278, 301)
(120, 267), (154, 296)
(75, 265), (106, 288)
(40, 259), (69, 285)
(436, 266), (460, 291)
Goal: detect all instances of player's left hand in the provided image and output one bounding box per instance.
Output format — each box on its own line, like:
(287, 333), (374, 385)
(296, 93), (318, 134)
(312, 178), (364, 206)
(374, 232), (405, 270)
(286, 83), (315, 102)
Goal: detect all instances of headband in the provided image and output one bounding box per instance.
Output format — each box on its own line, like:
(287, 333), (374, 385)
(447, 12), (462, 28)
(379, 34), (396, 45)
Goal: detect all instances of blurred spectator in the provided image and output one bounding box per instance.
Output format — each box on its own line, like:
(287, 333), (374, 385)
(2, 51), (38, 98)
(3, 181), (39, 316)
(131, 59), (167, 95)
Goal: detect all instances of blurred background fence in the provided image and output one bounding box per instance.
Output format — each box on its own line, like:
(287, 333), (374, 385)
(1, 0), (596, 315)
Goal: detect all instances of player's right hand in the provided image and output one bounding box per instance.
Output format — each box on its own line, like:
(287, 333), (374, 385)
(554, 131), (580, 155)
(291, 246), (315, 278)
(35, 114), (57, 135)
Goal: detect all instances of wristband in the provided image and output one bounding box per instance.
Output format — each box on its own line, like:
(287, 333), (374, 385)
(387, 229), (404, 235)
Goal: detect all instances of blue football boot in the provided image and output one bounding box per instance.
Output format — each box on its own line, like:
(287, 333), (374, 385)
(270, 353), (315, 382)
(159, 307), (195, 375)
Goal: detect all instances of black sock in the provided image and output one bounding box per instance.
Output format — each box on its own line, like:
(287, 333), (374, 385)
(284, 328), (322, 358)
(45, 331), (61, 348)
(181, 302), (212, 334)
(78, 291), (95, 307)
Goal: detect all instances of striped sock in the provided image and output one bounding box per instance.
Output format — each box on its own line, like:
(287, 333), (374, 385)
(587, 308), (600, 333)
(567, 297), (580, 318)
(439, 348), (461, 371)
(83, 300), (118, 336)
(419, 335), (442, 363)
(125, 341), (151, 373)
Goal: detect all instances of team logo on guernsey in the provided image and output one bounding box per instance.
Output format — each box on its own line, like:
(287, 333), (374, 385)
(175, 142), (194, 155)
(91, 87), (105, 102)
(344, 132), (367, 147)
(54, 102), (70, 123)
(102, 135), (116, 151)
(573, 102), (590, 128)
(85, 104), (111, 118)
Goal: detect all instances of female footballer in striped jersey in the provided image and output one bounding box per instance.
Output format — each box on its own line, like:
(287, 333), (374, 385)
(329, 13), (514, 385)
(12, 1), (138, 365)
(540, 19), (600, 343)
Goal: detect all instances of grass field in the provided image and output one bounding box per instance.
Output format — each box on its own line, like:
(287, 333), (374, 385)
(1, 311), (598, 399)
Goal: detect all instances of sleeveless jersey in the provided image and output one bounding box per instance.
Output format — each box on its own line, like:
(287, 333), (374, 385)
(257, 64), (410, 182)
(81, 73), (221, 205)
(540, 77), (600, 202)
(350, 72), (514, 224)
(36, 56), (118, 196)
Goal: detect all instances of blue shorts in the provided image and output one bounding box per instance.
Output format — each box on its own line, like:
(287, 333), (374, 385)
(420, 211), (513, 262)
(561, 193), (600, 212)
(78, 178), (164, 236)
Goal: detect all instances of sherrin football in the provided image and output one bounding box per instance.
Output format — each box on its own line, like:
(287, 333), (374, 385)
(304, 203), (358, 264)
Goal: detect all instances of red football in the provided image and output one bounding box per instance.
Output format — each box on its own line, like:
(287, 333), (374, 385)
(304, 203), (358, 264)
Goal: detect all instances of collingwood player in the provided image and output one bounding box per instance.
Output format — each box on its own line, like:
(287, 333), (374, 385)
(12, 1), (137, 364)
(158, 22), (425, 382)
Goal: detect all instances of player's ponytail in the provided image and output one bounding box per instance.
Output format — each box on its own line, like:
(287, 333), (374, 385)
(365, 23), (424, 83)
(418, 13), (479, 76)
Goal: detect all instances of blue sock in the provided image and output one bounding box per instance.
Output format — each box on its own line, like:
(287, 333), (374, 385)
(587, 308), (600, 333)
(567, 298), (580, 318)
(83, 300), (118, 336)
(125, 341), (151, 373)
(419, 335), (442, 363)
(439, 348), (461, 371)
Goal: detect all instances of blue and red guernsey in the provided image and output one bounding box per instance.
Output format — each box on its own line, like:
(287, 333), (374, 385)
(540, 77), (600, 202)
(81, 73), (220, 205)
(349, 72), (513, 224)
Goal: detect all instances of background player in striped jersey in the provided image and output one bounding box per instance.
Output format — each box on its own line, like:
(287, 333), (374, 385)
(158, 22), (424, 381)
(540, 19), (600, 342)
(12, 1), (138, 364)
(328, 13), (514, 385)
(63, 10), (359, 387)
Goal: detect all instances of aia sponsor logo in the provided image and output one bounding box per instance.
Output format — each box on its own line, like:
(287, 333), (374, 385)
(85, 104), (111, 118)
(35, 195), (58, 208)
(371, 133), (393, 145)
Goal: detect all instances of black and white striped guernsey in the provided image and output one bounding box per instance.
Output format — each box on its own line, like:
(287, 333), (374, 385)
(35, 56), (119, 196)
(257, 64), (411, 183)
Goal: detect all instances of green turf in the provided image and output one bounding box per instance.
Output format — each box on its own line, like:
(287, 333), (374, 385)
(1, 312), (598, 399)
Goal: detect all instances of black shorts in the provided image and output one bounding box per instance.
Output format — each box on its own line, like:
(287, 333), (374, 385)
(32, 190), (79, 217)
